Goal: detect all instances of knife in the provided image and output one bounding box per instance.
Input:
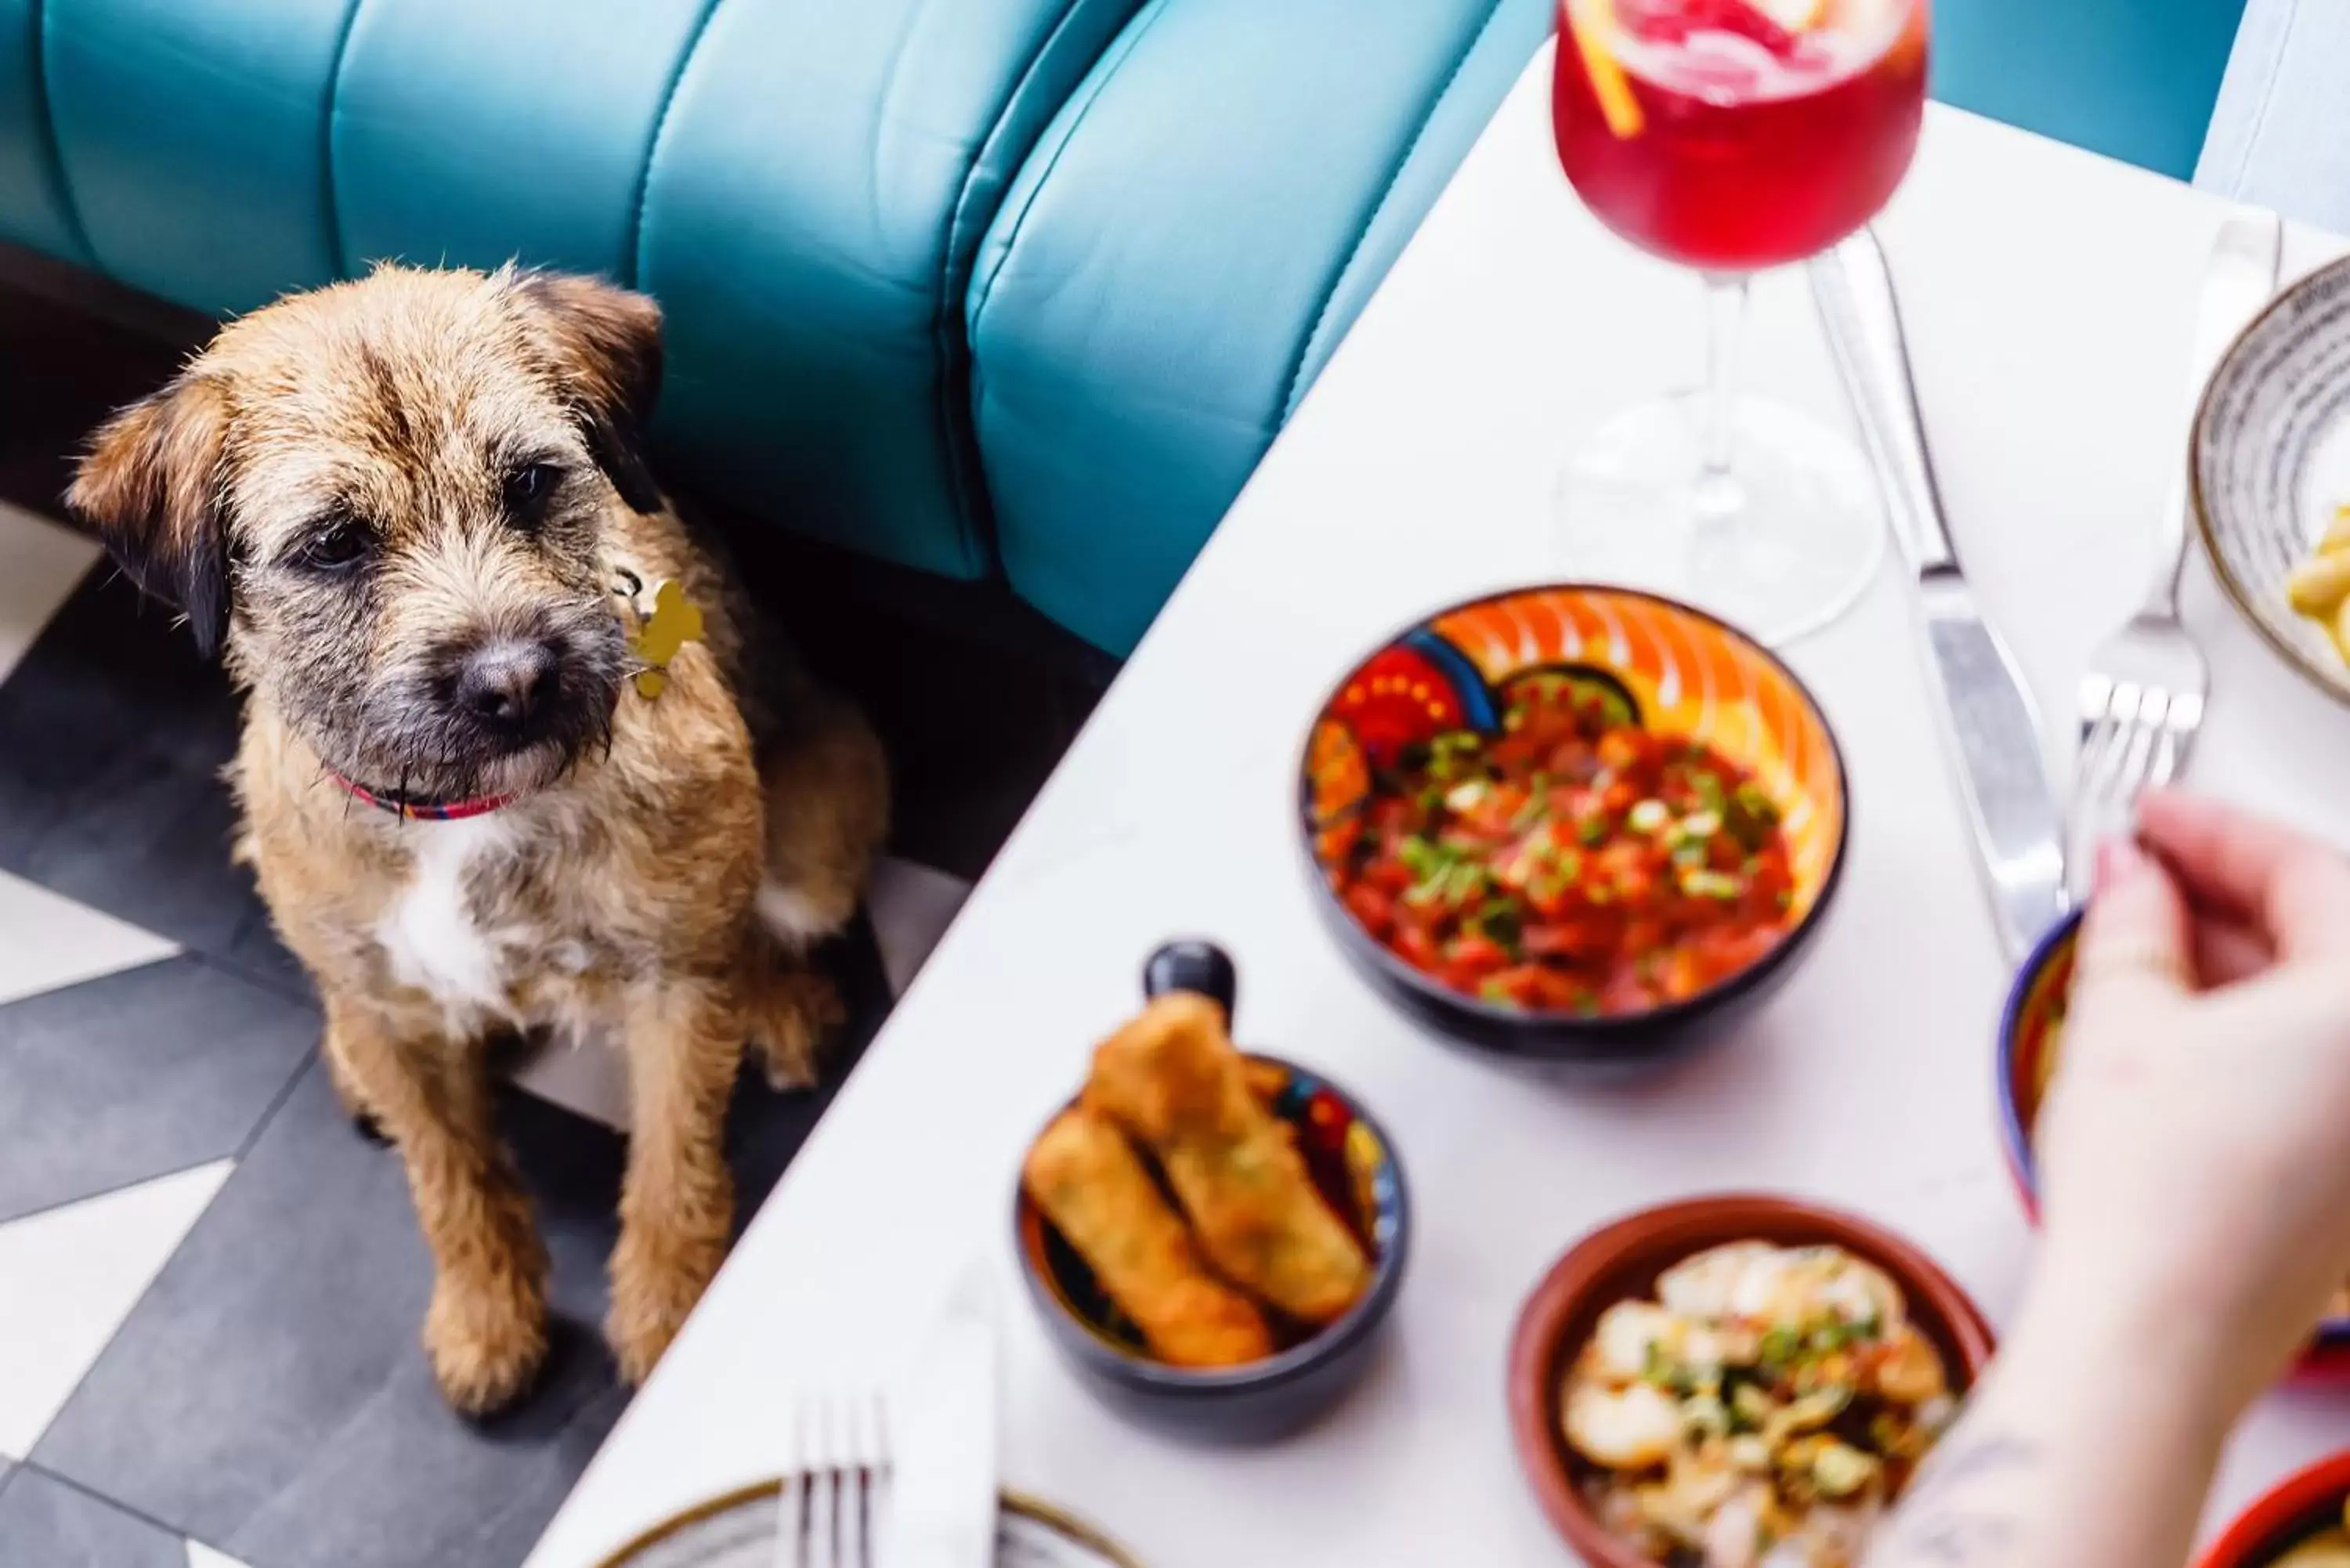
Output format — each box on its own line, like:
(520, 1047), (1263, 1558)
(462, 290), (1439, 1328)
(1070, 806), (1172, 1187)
(1813, 229), (2070, 962)
(880, 1262), (1000, 1568)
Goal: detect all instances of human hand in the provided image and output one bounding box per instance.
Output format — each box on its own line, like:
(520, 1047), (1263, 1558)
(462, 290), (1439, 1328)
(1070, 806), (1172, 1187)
(2034, 789), (2350, 1417)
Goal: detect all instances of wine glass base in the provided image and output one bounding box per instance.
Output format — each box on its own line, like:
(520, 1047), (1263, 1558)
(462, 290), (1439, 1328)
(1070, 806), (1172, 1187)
(1553, 392), (1886, 645)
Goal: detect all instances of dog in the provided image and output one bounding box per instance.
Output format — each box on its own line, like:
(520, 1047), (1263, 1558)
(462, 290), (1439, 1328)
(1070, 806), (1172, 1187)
(66, 263), (888, 1414)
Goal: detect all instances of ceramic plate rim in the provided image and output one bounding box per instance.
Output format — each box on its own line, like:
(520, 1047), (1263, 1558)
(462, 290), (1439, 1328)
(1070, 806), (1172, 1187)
(2192, 250), (2350, 706)
(591, 1483), (1145, 1568)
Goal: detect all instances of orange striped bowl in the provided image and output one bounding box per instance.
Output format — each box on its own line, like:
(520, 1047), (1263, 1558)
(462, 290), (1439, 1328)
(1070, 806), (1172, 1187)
(1297, 585), (1851, 1058)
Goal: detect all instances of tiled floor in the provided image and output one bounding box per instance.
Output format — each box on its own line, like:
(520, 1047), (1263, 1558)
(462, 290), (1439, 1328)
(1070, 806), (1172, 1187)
(0, 493), (977, 1567)
(0, 276), (1098, 1566)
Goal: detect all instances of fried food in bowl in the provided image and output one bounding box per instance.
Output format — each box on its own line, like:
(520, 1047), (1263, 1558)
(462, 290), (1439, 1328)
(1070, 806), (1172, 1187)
(1013, 942), (1409, 1440)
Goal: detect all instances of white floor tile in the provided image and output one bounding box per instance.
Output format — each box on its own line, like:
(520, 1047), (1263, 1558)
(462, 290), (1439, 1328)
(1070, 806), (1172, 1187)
(510, 1030), (630, 1133)
(0, 1159), (231, 1458)
(187, 1538), (255, 1568)
(506, 857), (971, 1130)
(868, 856), (971, 997)
(0, 869), (179, 1007)
(0, 500), (99, 686)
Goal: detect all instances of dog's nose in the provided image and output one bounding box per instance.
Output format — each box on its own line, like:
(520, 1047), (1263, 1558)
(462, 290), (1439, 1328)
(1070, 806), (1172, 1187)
(454, 640), (560, 732)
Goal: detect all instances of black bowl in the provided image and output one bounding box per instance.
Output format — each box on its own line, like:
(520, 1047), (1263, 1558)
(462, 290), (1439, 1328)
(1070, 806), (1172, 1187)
(1013, 941), (1411, 1441)
(1297, 584), (1852, 1060)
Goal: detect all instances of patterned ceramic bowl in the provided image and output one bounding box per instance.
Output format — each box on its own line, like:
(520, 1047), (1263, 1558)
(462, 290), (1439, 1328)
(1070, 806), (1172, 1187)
(1298, 584), (1851, 1059)
(1506, 1194), (1996, 1568)
(1012, 942), (1411, 1441)
(2195, 252), (2350, 704)
(1998, 911), (2350, 1375)
(2198, 1451), (2350, 1568)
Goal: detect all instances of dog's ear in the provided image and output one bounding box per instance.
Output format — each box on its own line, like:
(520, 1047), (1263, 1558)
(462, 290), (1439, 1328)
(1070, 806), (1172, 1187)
(66, 374), (233, 658)
(515, 270), (665, 515)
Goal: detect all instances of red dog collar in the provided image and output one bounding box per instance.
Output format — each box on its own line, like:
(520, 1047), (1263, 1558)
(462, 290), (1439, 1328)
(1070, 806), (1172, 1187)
(326, 768), (522, 822)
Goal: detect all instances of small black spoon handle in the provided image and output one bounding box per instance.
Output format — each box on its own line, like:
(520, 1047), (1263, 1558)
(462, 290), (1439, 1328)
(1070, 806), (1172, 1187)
(1141, 938), (1238, 1027)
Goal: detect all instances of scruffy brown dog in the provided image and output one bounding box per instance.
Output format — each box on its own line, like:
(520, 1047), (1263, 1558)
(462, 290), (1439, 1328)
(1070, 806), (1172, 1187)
(66, 263), (888, 1414)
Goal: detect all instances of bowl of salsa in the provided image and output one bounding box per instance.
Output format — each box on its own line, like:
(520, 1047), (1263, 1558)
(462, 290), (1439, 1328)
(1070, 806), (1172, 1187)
(1299, 585), (1850, 1058)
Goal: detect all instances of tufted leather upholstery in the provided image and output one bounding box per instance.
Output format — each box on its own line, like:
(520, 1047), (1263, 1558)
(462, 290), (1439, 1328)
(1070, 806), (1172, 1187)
(969, 0), (1553, 655)
(0, 0), (1543, 649)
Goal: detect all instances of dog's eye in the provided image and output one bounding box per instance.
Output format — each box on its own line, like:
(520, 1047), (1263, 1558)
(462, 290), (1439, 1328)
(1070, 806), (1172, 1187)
(502, 461), (561, 520)
(298, 518), (372, 573)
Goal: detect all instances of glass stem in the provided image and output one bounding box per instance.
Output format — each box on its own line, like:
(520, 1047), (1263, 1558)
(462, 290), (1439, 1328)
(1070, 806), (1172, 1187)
(1696, 272), (1750, 515)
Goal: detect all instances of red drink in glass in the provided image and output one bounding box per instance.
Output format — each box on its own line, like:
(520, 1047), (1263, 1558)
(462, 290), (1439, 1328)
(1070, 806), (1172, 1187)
(1553, 0), (1928, 271)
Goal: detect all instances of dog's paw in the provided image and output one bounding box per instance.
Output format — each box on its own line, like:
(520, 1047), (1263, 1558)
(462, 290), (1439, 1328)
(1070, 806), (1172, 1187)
(747, 969), (845, 1092)
(423, 1269), (548, 1416)
(606, 1232), (726, 1386)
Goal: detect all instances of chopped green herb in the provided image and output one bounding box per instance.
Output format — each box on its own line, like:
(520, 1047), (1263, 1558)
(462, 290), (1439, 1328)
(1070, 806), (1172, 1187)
(1578, 815), (1608, 847)
(1477, 976), (1521, 1008)
(1726, 781), (1783, 850)
(1398, 835), (1443, 878)
(1472, 900), (1524, 952)
(1680, 869), (1743, 900)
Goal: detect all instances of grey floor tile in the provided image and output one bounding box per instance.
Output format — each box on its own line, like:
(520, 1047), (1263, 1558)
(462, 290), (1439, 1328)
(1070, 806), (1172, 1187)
(33, 1058), (629, 1568)
(0, 572), (307, 999)
(0, 1465), (185, 1568)
(0, 955), (318, 1223)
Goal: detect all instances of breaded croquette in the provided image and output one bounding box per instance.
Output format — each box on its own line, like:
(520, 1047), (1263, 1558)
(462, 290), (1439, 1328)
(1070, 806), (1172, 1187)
(1021, 1107), (1275, 1367)
(1086, 994), (1371, 1324)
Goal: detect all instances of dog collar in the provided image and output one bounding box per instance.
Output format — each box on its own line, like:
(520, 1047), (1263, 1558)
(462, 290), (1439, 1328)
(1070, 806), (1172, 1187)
(326, 768), (522, 822)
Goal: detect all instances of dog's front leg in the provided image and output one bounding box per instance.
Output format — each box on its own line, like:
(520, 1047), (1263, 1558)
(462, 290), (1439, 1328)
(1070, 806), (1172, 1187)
(327, 995), (550, 1414)
(607, 975), (742, 1384)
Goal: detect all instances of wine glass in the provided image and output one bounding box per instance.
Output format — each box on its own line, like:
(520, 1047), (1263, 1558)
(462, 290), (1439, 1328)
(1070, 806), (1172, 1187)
(1552, 0), (1929, 642)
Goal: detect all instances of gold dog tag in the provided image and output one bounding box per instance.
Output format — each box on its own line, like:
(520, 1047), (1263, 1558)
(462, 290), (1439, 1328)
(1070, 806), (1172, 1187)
(629, 579), (703, 699)
(609, 564), (703, 701)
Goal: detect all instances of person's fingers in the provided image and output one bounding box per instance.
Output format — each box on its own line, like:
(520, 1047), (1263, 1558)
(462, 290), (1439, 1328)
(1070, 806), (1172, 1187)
(2136, 791), (2350, 962)
(2073, 836), (2195, 1004)
(2190, 914), (2273, 988)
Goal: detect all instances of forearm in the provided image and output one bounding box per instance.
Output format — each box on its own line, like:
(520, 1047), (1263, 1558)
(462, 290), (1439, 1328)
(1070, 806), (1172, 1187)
(1868, 1279), (2235, 1568)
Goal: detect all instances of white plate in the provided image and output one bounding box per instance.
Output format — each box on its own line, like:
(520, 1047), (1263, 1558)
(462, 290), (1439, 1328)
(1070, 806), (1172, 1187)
(597, 1484), (1143, 1568)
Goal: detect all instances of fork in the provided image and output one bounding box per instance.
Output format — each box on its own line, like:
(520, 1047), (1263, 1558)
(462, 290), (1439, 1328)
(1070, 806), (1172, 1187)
(771, 1386), (891, 1568)
(2070, 212), (2281, 894)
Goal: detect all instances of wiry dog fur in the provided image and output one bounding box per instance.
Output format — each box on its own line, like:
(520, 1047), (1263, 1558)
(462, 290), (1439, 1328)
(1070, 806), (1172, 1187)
(67, 264), (888, 1414)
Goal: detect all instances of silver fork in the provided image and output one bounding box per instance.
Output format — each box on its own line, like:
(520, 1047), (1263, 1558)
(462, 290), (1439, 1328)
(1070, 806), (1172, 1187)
(2070, 212), (2281, 894)
(771, 1386), (891, 1568)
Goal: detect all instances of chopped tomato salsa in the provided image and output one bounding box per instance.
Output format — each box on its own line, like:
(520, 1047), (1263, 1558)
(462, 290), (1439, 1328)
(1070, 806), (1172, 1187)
(1327, 677), (1796, 1016)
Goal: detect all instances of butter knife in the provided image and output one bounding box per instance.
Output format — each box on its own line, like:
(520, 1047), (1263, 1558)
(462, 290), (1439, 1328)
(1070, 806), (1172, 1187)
(1813, 229), (2070, 961)
(880, 1262), (1000, 1568)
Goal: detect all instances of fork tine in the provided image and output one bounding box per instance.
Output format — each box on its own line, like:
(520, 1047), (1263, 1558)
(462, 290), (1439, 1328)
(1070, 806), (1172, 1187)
(772, 1396), (804, 1568)
(865, 1389), (890, 1568)
(2112, 699), (2163, 804)
(774, 1386), (891, 1568)
(852, 1391), (882, 1568)
(2077, 706), (2129, 810)
(815, 1391), (841, 1568)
